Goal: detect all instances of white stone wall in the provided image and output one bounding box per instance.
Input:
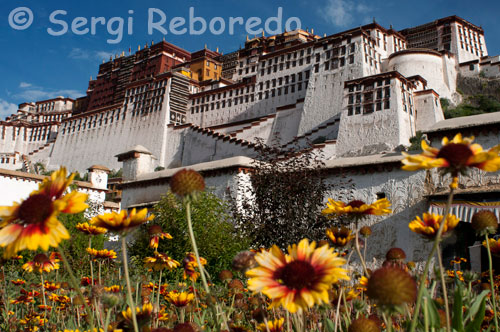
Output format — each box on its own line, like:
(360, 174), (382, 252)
(414, 91), (445, 132)
(336, 78), (416, 156)
(451, 22), (488, 64)
(0, 171), (105, 207)
(387, 51), (458, 102)
(48, 85), (173, 174)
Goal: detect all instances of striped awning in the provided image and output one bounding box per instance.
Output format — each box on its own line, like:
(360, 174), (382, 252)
(429, 200), (500, 222)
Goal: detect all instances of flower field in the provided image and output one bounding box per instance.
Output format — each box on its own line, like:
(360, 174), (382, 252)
(0, 133), (500, 332)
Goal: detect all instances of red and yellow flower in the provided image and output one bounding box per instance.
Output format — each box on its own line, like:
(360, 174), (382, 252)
(90, 208), (154, 233)
(104, 285), (122, 293)
(166, 291), (195, 307)
(182, 252), (207, 281)
(11, 279), (25, 286)
(86, 247), (117, 260)
(0, 167), (88, 257)
(409, 213), (459, 239)
(22, 253), (60, 273)
(322, 198), (392, 218)
(148, 225), (172, 250)
(246, 239), (349, 313)
(76, 222), (107, 235)
(43, 281), (60, 291)
(257, 317), (284, 332)
(122, 303), (153, 326)
(144, 252), (180, 271)
(325, 227), (354, 247)
(402, 133), (500, 175)
(483, 238), (500, 255)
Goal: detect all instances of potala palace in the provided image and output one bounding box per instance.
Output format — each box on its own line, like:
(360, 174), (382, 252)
(1, 15), (500, 263)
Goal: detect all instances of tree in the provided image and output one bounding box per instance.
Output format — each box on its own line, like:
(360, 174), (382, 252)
(128, 191), (250, 277)
(232, 141), (340, 249)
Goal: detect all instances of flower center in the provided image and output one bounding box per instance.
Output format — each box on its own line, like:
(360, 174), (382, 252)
(17, 194), (54, 225)
(277, 260), (316, 290)
(33, 253), (50, 264)
(436, 143), (473, 168)
(347, 200), (366, 208)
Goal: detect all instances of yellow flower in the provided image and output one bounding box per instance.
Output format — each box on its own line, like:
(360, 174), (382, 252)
(148, 225), (172, 250)
(86, 248), (117, 260)
(246, 239), (349, 313)
(167, 291), (195, 307)
(104, 285), (122, 293)
(257, 317), (284, 332)
(322, 198), (391, 218)
(402, 133), (500, 175)
(90, 208), (154, 233)
(409, 213), (459, 239)
(11, 279), (25, 286)
(0, 167), (88, 258)
(122, 303), (153, 328)
(483, 238), (500, 255)
(22, 253), (59, 273)
(357, 276), (368, 291)
(325, 227), (354, 247)
(182, 252), (207, 281)
(144, 252), (180, 271)
(76, 222), (107, 235)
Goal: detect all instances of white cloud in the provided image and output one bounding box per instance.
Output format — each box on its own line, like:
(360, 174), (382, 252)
(19, 82), (32, 88)
(0, 99), (18, 120)
(69, 48), (121, 62)
(13, 86), (83, 102)
(69, 48), (90, 60)
(320, 0), (372, 27)
(95, 51), (116, 61)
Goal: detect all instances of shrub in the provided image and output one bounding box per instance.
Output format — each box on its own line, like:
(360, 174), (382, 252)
(231, 141), (348, 249)
(59, 211), (105, 275)
(128, 191), (250, 278)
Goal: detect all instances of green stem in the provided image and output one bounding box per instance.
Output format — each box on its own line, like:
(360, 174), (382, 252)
(89, 237), (94, 284)
(155, 269), (162, 328)
(103, 307), (112, 332)
(40, 274), (47, 308)
(185, 199), (225, 331)
(485, 234), (499, 332)
(354, 224), (369, 277)
(382, 311), (392, 332)
(333, 287), (343, 332)
(57, 246), (95, 330)
(409, 184), (455, 332)
(121, 236), (139, 332)
(436, 243), (451, 332)
(186, 200), (210, 293)
(423, 295), (429, 332)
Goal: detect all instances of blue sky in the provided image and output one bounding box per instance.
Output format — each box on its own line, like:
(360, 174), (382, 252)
(1, 0), (499, 119)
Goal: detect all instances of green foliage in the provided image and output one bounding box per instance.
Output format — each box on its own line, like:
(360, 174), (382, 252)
(59, 211), (105, 275)
(408, 131), (424, 151)
(128, 191), (250, 277)
(444, 94), (500, 119)
(440, 98), (450, 111)
(73, 172), (89, 181)
(109, 168), (123, 178)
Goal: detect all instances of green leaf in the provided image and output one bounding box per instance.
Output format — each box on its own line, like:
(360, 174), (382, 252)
(325, 318), (335, 332)
(422, 287), (441, 328)
(452, 282), (465, 332)
(465, 292), (487, 332)
(465, 290), (489, 321)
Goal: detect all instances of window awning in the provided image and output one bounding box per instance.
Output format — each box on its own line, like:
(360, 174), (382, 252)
(429, 200), (500, 222)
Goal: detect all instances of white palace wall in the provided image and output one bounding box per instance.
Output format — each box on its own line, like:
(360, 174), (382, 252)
(48, 79), (177, 173)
